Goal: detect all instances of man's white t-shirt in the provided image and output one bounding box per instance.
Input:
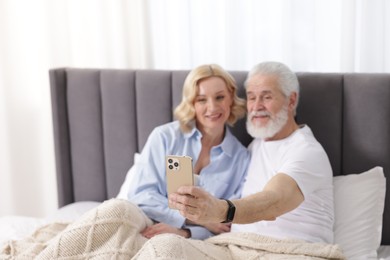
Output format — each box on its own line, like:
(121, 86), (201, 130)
(231, 125), (334, 243)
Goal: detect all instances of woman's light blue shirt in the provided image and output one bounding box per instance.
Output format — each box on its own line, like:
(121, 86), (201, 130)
(127, 121), (250, 240)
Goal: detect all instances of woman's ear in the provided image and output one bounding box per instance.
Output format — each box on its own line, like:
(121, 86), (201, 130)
(230, 91), (235, 105)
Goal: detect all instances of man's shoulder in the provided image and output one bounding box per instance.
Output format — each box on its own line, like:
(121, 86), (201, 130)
(289, 125), (319, 145)
(287, 125), (330, 161)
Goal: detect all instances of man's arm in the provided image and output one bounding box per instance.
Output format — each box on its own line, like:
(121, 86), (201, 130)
(169, 173), (304, 224)
(233, 173), (304, 223)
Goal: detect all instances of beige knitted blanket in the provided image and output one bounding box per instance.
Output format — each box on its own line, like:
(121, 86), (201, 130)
(0, 199), (151, 259)
(133, 232), (345, 260)
(0, 199), (345, 260)
(208, 232), (345, 259)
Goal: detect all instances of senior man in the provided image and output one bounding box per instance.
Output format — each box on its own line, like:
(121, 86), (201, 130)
(133, 61), (343, 259)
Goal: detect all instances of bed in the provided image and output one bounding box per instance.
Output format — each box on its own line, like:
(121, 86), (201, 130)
(1, 68), (390, 259)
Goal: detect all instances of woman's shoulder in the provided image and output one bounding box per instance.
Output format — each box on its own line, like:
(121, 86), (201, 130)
(152, 121), (184, 138)
(151, 121), (180, 133)
(143, 121), (185, 151)
(224, 128), (250, 156)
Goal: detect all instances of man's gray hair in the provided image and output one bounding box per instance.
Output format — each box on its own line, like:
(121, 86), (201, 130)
(245, 61), (300, 110)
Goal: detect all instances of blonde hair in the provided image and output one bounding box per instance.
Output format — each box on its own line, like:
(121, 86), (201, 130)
(174, 64), (246, 132)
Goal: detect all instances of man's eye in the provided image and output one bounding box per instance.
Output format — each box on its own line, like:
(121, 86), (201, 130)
(261, 95), (272, 101)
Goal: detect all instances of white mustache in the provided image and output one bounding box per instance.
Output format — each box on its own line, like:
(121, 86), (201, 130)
(249, 111), (271, 118)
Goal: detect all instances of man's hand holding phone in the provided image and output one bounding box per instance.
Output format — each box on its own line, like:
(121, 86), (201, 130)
(166, 155), (194, 208)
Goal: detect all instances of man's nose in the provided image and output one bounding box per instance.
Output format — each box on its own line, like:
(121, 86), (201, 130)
(252, 98), (264, 110)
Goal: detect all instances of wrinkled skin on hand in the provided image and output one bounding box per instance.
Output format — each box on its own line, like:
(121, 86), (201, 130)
(169, 186), (225, 224)
(141, 223), (189, 238)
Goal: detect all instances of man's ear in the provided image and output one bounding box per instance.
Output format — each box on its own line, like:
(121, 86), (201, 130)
(288, 92), (298, 110)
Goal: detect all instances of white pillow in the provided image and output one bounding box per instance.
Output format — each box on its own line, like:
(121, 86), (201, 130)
(117, 153), (140, 199)
(46, 201), (101, 222)
(333, 166), (386, 260)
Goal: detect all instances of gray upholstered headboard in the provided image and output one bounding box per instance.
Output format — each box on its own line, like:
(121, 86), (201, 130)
(49, 68), (390, 244)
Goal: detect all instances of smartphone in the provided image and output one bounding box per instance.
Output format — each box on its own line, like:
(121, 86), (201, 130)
(166, 155), (194, 200)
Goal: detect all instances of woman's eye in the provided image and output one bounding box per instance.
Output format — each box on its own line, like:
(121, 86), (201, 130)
(216, 95), (225, 100)
(196, 98), (206, 103)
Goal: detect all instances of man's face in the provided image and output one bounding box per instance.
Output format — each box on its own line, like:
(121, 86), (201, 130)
(245, 74), (289, 140)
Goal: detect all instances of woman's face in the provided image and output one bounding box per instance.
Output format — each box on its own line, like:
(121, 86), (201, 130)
(194, 76), (232, 134)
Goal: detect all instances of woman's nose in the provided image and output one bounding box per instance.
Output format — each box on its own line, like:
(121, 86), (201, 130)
(207, 99), (217, 110)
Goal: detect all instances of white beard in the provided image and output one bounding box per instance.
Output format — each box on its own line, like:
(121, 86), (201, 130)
(246, 105), (288, 139)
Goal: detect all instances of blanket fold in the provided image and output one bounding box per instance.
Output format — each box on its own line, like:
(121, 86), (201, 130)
(207, 232), (345, 259)
(132, 232), (345, 260)
(0, 199), (345, 260)
(0, 199), (150, 260)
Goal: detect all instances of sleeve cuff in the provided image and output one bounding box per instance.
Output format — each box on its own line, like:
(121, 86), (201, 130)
(185, 225), (213, 240)
(166, 209), (186, 228)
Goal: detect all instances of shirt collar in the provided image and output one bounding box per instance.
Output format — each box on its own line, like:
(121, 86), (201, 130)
(183, 125), (201, 139)
(218, 127), (235, 157)
(184, 125), (236, 157)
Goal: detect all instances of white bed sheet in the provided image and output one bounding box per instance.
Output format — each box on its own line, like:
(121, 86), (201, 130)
(0, 216), (46, 246)
(0, 201), (100, 248)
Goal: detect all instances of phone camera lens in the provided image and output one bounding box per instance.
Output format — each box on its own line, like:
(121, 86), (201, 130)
(168, 159), (173, 163)
(169, 165), (173, 170)
(174, 162), (179, 167)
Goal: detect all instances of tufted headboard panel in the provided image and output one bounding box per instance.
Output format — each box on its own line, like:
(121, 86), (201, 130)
(49, 68), (390, 244)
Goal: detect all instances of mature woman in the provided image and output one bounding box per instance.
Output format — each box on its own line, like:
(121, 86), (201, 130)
(127, 64), (250, 240)
(1, 64), (250, 259)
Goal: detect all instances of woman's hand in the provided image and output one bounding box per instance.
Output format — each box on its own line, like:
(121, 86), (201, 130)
(169, 186), (227, 224)
(141, 223), (190, 239)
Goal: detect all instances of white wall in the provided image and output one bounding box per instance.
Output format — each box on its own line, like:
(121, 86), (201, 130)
(0, 0), (389, 218)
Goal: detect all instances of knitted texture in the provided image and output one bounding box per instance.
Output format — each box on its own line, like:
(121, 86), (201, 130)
(1, 199), (345, 260)
(133, 232), (346, 260)
(0, 199), (152, 260)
